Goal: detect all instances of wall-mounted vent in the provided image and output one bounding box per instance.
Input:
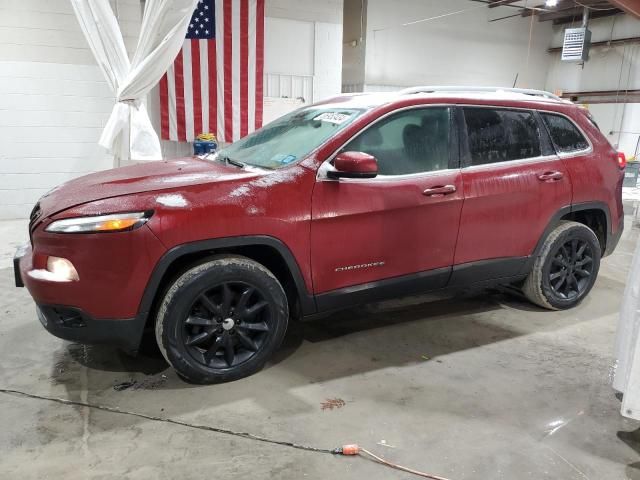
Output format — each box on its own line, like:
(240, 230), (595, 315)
(562, 27), (591, 62)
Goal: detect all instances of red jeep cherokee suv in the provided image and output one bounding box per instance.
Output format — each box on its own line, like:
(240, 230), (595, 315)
(15, 87), (624, 383)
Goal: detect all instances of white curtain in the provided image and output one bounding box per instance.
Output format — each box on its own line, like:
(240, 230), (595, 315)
(71, 0), (199, 161)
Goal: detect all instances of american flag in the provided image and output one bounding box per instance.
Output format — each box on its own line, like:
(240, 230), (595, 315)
(159, 0), (265, 144)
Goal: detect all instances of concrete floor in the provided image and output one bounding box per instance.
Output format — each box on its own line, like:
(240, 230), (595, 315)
(1, 207), (640, 480)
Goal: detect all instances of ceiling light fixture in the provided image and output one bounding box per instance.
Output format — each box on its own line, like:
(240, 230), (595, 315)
(545, 0), (559, 6)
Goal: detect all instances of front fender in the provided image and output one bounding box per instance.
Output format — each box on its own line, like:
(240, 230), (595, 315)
(136, 236), (317, 323)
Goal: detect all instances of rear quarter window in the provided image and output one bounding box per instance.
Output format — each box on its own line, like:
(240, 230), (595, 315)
(540, 112), (589, 154)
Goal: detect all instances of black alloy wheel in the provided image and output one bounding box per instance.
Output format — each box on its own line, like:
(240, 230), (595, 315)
(547, 238), (594, 300)
(181, 282), (272, 369)
(523, 221), (601, 310)
(156, 256), (289, 384)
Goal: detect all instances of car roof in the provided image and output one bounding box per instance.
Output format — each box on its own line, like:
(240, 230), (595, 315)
(315, 87), (574, 112)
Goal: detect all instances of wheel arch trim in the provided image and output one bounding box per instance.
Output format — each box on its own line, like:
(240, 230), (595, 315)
(527, 201), (611, 271)
(137, 236), (317, 323)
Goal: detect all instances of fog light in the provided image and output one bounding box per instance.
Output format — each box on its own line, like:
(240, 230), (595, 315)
(46, 256), (79, 281)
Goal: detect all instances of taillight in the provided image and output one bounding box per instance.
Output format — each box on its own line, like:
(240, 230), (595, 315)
(617, 152), (627, 169)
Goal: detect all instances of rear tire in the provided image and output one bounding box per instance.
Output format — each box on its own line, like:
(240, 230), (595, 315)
(155, 256), (289, 384)
(523, 221), (601, 310)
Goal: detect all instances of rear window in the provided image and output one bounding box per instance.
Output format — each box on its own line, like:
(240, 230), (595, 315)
(463, 108), (541, 166)
(540, 113), (589, 154)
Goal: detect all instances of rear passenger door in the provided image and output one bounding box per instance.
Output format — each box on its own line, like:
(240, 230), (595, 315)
(451, 107), (572, 283)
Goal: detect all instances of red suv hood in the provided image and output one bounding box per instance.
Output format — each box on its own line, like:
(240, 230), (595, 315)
(38, 157), (255, 216)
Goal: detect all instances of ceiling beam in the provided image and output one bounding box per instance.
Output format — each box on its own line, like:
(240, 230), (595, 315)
(538, 5), (585, 21)
(469, 0), (535, 8)
(484, 0), (627, 23)
(521, 5), (540, 17)
(551, 8), (622, 24)
(608, 0), (640, 18)
(560, 89), (640, 104)
(563, 89), (640, 96)
(488, 0), (521, 7)
(548, 35), (640, 51)
(570, 0), (619, 4)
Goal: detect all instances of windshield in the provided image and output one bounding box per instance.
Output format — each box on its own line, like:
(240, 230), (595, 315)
(215, 107), (363, 169)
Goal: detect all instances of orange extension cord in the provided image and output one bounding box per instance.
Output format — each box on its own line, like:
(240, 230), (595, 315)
(334, 444), (453, 480)
(0, 389), (453, 479)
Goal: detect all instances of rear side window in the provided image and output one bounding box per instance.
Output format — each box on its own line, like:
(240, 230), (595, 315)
(463, 108), (541, 166)
(540, 113), (589, 153)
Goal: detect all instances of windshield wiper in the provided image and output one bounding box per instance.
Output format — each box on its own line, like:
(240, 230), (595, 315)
(216, 155), (245, 169)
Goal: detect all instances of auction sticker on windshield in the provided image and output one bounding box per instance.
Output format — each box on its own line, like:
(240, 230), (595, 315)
(313, 112), (353, 124)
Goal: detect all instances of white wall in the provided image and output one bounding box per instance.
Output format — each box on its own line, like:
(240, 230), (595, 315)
(265, 17), (315, 76)
(266, 0), (342, 24)
(0, 0), (141, 219)
(313, 21), (343, 102)
(1, 0), (343, 218)
(263, 13), (343, 103)
(263, 16), (314, 103)
(545, 14), (640, 157)
(345, 0), (553, 91)
(265, 0), (344, 103)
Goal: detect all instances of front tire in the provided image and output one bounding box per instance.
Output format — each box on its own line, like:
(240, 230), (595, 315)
(155, 256), (289, 384)
(523, 221), (601, 310)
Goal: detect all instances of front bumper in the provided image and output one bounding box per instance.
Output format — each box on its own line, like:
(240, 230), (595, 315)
(13, 242), (28, 287)
(15, 222), (166, 319)
(14, 244), (147, 351)
(36, 304), (146, 352)
(13, 216), (167, 352)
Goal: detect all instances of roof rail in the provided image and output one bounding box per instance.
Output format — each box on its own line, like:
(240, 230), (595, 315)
(399, 86), (564, 102)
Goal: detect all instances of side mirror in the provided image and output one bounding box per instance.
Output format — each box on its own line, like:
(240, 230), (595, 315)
(327, 151), (378, 179)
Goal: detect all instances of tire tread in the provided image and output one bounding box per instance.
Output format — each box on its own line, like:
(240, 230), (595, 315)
(155, 255), (288, 384)
(523, 221), (600, 310)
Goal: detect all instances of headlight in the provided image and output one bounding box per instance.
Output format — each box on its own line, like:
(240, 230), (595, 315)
(45, 211), (152, 233)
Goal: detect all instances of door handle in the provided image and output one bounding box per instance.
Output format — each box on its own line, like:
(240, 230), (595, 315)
(538, 171), (564, 182)
(423, 185), (457, 196)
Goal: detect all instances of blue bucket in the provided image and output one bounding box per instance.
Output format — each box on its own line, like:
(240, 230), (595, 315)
(194, 140), (217, 155)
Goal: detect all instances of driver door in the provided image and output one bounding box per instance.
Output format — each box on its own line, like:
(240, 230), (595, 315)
(310, 106), (464, 309)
